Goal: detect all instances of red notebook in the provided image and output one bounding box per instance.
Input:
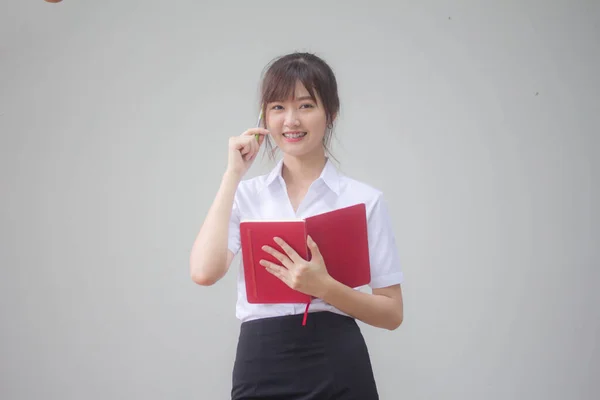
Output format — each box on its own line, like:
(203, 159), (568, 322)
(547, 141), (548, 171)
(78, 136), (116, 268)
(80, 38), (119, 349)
(239, 203), (371, 308)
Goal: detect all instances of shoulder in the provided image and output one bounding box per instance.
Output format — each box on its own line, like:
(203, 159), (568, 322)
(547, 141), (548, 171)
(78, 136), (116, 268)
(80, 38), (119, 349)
(236, 174), (266, 193)
(339, 174), (382, 197)
(336, 173), (388, 216)
(233, 172), (271, 205)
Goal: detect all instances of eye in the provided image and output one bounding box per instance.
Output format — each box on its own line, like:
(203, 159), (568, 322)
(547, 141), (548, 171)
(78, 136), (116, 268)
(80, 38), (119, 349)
(300, 103), (315, 109)
(271, 105), (283, 110)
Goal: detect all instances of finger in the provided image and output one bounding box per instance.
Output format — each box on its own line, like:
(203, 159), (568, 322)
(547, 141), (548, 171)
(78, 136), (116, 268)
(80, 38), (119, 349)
(260, 260), (292, 286)
(250, 137), (260, 158)
(246, 143), (256, 161)
(236, 138), (252, 154)
(243, 138), (259, 160)
(262, 245), (292, 268)
(241, 146), (253, 160)
(257, 133), (266, 147)
(242, 128), (270, 137)
(307, 235), (322, 260)
(273, 237), (303, 263)
(250, 131), (267, 158)
(237, 136), (260, 160)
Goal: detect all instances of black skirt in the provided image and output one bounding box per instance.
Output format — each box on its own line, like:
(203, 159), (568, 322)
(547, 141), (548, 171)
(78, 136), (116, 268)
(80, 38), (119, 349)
(231, 311), (379, 400)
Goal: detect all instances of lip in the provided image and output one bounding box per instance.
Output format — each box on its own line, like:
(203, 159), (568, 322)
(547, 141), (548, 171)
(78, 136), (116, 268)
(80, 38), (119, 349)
(282, 131), (307, 143)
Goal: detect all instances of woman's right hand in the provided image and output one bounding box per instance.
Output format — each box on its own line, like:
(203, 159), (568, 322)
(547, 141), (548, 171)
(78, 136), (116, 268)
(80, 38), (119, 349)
(226, 128), (270, 178)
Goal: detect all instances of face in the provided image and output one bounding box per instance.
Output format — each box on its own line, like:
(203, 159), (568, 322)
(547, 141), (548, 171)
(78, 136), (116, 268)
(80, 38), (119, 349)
(265, 80), (329, 159)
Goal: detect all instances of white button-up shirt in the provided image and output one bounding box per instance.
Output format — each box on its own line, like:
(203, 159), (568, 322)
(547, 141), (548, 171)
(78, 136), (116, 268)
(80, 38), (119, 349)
(228, 158), (404, 322)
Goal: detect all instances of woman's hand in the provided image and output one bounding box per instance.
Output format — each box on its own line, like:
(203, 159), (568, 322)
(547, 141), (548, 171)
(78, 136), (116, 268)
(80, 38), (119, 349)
(226, 128), (270, 178)
(260, 235), (334, 299)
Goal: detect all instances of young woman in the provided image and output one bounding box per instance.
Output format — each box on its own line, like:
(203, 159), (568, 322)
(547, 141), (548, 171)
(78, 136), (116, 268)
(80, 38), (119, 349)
(190, 52), (404, 399)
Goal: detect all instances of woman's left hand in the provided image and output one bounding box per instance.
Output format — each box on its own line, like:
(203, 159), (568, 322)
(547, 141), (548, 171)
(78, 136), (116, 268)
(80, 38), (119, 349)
(260, 235), (333, 298)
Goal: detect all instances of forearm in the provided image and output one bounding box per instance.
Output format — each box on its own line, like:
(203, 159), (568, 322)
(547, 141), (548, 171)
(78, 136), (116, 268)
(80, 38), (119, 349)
(190, 171), (241, 285)
(321, 279), (403, 330)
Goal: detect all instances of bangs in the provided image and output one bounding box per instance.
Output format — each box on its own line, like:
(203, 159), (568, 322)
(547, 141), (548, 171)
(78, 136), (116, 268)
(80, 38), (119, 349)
(261, 61), (319, 105)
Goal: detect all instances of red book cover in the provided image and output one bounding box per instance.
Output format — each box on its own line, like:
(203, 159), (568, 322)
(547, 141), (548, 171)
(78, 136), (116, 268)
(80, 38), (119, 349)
(240, 203), (370, 304)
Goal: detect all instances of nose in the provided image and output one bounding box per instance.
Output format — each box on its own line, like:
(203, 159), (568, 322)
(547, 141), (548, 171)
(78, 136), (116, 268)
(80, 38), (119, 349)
(283, 108), (300, 128)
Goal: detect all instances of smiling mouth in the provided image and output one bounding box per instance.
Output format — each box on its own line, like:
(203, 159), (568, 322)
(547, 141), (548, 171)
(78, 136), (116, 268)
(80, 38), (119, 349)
(282, 132), (307, 139)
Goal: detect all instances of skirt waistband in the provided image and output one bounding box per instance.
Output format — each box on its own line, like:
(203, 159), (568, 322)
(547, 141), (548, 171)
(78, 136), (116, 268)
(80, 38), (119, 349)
(240, 311), (357, 335)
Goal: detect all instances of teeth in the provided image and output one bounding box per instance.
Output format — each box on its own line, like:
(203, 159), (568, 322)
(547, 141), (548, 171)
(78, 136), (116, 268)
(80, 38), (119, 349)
(283, 132), (306, 138)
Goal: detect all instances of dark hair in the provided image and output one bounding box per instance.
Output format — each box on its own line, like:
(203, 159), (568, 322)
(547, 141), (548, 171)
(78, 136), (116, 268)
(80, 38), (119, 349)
(259, 52), (340, 161)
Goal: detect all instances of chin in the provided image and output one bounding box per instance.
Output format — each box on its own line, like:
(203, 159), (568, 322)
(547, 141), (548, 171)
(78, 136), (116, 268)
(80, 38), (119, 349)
(283, 148), (310, 158)
(281, 145), (322, 159)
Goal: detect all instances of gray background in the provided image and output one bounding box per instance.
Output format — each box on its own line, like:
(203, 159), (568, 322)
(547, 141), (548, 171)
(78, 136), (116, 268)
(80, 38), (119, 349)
(1, 0), (598, 399)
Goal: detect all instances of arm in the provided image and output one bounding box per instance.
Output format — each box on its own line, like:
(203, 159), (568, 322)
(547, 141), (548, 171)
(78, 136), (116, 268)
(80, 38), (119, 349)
(261, 236), (404, 331)
(321, 281), (403, 330)
(189, 128), (269, 285)
(323, 193), (404, 330)
(189, 171), (241, 285)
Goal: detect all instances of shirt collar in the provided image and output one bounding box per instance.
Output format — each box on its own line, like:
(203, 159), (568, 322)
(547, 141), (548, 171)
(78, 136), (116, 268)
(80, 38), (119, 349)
(261, 157), (340, 195)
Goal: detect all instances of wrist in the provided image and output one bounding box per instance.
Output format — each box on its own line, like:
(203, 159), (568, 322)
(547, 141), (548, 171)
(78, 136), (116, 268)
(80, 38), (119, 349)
(223, 169), (242, 184)
(319, 275), (340, 300)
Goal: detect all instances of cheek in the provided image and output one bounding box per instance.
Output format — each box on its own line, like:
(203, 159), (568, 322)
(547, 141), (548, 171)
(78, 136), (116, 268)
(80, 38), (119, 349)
(266, 115), (284, 132)
(266, 117), (283, 144)
(308, 115), (328, 137)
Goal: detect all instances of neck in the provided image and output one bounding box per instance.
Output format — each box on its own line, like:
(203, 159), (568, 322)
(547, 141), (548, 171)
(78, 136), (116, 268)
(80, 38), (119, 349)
(281, 150), (327, 188)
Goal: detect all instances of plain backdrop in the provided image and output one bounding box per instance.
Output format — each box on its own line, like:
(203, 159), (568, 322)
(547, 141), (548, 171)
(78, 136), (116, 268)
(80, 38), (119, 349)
(1, 1), (598, 399)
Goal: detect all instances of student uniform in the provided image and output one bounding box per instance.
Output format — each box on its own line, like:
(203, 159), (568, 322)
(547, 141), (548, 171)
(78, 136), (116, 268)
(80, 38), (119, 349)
(228, 158), (404, 400)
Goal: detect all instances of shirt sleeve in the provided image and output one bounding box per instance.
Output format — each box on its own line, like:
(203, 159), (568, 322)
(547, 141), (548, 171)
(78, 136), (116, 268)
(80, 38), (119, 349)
(227, 192), (242, 256)
(367, 193), (404, 288)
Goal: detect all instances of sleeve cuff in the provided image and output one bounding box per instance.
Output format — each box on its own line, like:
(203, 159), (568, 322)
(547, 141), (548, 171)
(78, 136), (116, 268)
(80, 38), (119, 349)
(369, 272), (404, 288)
(228, 243), (240, 256)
